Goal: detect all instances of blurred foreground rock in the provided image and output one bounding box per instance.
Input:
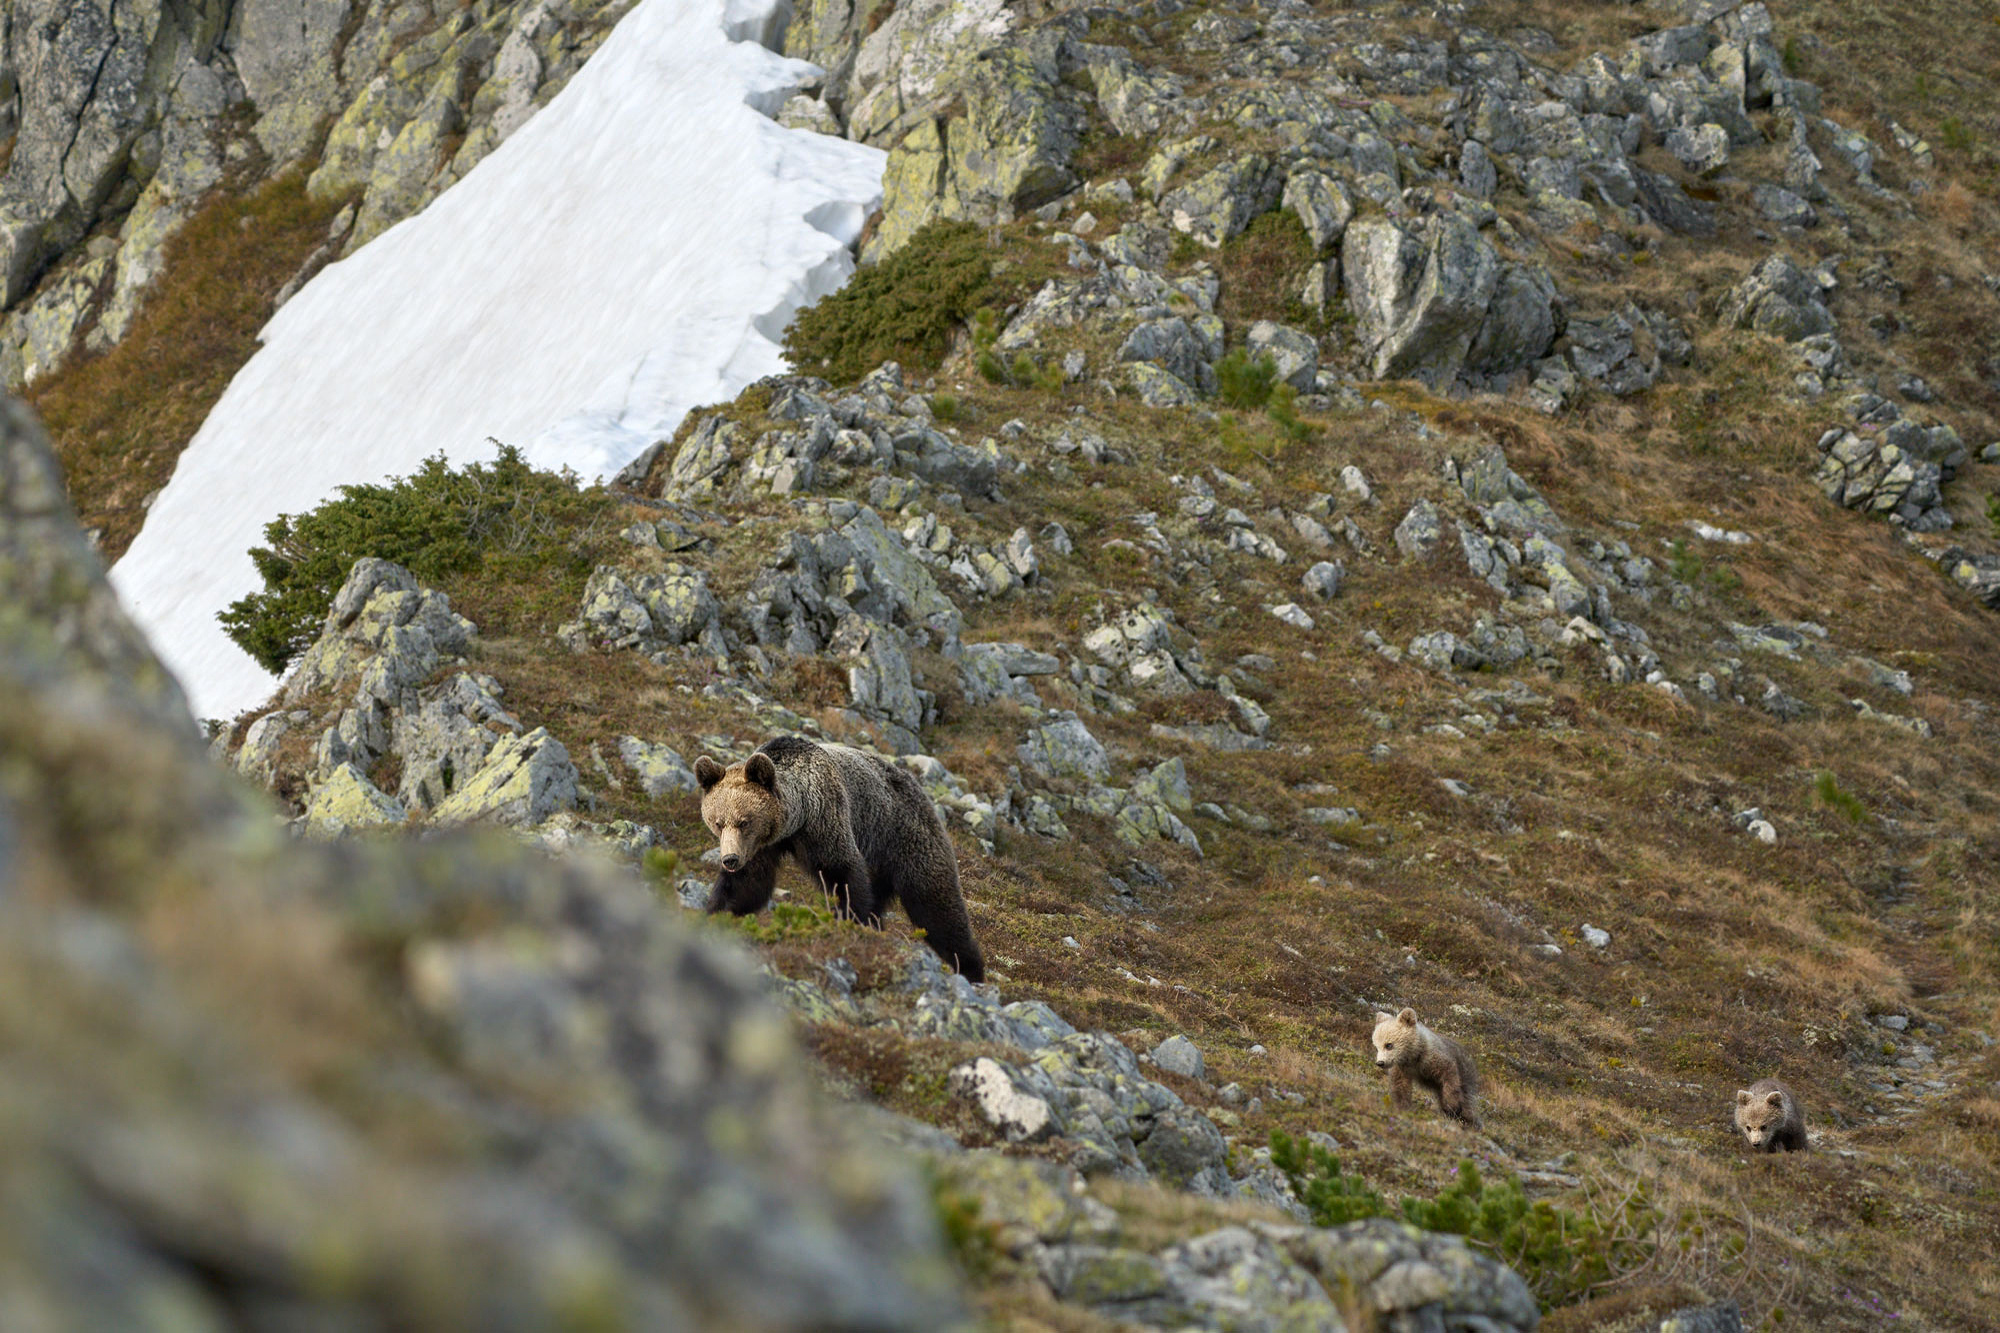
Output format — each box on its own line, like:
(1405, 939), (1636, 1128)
(0, 396), (965, 1328)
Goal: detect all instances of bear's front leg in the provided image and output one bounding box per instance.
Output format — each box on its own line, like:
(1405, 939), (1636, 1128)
(797, 832), (877, 924)
(806, 855), (876, 924)
(1388, 1066), (1414, 1111)
(707, 850), (780, 915)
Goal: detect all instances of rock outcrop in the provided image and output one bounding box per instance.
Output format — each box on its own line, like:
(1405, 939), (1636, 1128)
(0, 0), (641, 388)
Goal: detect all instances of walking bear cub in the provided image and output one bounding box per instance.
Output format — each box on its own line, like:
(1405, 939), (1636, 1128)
(694, 736), (985, 981)
(1734, 1079), (1808, 1153)
(1371, 1008), (1482, 1127)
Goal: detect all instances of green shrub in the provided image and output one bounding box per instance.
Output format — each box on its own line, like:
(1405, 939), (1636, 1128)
(1270, 1131), (1388, 1226)
(1667, 538), (1703, 585)
(929, 393), (960, 422)
(1267, 383), (1313, 445)
(782, 220), (994, 383)
(1815, 771), (1867, 824)
(1986, 492), (1999, 538)
(1216, 349), (1280, 409)
(1938, 116), (1975, 154)
(1275, 1141), (1661, 1310)
(1401, 1161), (1660, 1309)
(218, 446), (607, 674)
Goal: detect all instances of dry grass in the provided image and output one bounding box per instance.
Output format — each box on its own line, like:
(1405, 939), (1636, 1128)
(29, 169), (351, 560)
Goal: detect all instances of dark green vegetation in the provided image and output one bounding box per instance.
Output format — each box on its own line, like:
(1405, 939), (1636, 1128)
(220, 446), (610, 672)
(1273, 1134), (1669, 1309)
(1267, 1130), (1387, 1226)
(783, 220), (995, 383)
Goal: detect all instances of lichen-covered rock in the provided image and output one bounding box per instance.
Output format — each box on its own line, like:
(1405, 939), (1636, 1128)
(620, 734), (699, 798)
(1276, 1217), (1539, 1332)
(1246, 320), (1319, 394)
(1018, 711), (1111, 781)
(559, 562), (722, 655)
(866, 37), (1079, 259)
(1343, 213), (1502, 387)
(1394, 499), (1444, 560)
(284, 557), (476, 706)
(302, 761), (408, 836)
(1119, 317), (1218, 396)
(393, 672), (521, 812)
(1723, 253), (1834, 341)
(429, 726), (580, 827)
(0, 394), (967, 1330)
(1281, 170), (1354, 253)
(1161, 156), (1279, 248)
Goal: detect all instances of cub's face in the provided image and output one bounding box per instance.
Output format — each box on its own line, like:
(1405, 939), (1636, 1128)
(1735, 1089), (1786, 1146)
(696, 753), (782, 873)
(1372, 1008), (1420, 1069)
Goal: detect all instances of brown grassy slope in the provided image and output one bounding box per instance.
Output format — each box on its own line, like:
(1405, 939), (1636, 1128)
(27, 170), (348, 562)
(413, 342), (2000, 1327)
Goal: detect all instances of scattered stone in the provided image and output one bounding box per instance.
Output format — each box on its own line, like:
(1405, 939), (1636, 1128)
(619, 735), (699, 798)
(951, 1057), (1055, 1142)
(1151, 1035), (1206, 1082)
(1018, 712), (1111, 781)
(1269, 603), (1316, 630)
(1393, 500), (1444, 560)
(1666, 122), (1730, 175)
(1301, 560), (1344, 600)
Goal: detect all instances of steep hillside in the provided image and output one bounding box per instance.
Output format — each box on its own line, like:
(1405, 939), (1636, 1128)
(20, 0), (2000, 1329)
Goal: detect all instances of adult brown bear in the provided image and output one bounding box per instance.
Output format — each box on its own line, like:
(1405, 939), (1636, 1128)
(695, 736), (985, 981)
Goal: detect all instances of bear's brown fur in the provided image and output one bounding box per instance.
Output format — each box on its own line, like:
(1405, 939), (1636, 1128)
(695, 736), (984, 980)
(1371, 1007), (1481, 1127)
(1734, 1078), (1808, 1153)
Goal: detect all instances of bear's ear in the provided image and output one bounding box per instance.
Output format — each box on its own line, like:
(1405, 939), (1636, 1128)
(695, 756), (726, 791)
(1766, 1090), (1785, 1107)
(1735, 1089), (1752, 1106)
(745, 753), (777, 789)
(1374, 1011), (1394, 1025)
(1397, 1007), (1418, 1025)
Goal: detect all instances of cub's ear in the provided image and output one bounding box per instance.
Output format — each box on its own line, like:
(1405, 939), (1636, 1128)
(1397, 1007), (1418, 1025)
(1735, 1089), (1752, 1106)
(695, 756), (726, 791)
(745, 752), (777, 789)
(1374, 1011), (1395, 1025)
(1766, 1090), (1785, 1107)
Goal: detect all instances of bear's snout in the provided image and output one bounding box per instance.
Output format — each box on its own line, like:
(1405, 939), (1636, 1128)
(1375, 1055), (1389, 1067)
(722, 853), (743, 872)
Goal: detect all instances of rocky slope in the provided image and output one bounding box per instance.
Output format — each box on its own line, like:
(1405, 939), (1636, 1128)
(20, 0), (2000, 1328)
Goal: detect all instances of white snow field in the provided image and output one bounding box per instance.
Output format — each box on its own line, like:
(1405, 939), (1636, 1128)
(111, 0), (886, 722)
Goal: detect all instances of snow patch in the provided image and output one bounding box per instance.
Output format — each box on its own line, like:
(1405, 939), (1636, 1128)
(111, 0), (885, 723)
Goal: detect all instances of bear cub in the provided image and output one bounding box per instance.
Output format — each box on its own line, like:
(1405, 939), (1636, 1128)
(1734, 1078), (1808, 1153)
(1371, 1007), (1481, 1127)
(695, 735), (985, 981)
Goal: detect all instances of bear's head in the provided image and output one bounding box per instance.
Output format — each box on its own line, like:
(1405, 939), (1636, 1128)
(1371, 1008), (1421, 1069)
(1734, 1087), (1786, 1146)
(695, 752), (783, 873)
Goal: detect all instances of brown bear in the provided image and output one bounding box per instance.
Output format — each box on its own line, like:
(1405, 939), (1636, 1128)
(1734, 1078), (1808, 1153)
(694, 736), (985, 981)
(1371, 1007), (1481, 1127)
